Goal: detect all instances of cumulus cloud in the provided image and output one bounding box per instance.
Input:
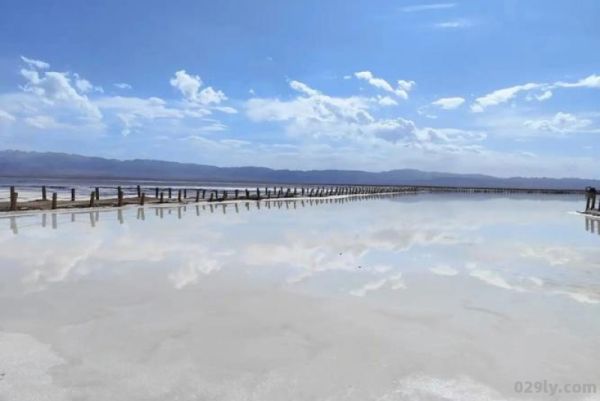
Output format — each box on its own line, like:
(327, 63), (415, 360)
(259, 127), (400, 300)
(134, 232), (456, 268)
(170, 70), (203, 100)
(170, 69), (227, 105)
(19, 59), (102, 120)
(246, 79), (485, 152)
(431, 96), (465, 110)
(354, 71), (415, 99)
(524, 112), (593, 134)
(73, 73), (103, 94)
(95, 95), (187, 135)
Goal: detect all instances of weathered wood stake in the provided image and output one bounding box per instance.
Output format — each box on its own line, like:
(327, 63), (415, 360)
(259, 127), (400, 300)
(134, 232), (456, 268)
(89, 192), (95, 207)
(42, 185), (47, 201)
(9, 190), (18, 211)
(140, 193), (145, 205)
(51, 193), (57, 209)
(71, 188), (76, 202)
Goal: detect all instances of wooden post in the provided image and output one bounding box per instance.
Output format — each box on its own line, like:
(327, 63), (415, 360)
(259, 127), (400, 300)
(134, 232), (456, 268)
(178, 189), (182, 202)
(140, 193), (145, 205)
(71, 188), (76, 202)
(235, 189), (239, 199)
(9, 190), (17, 211)
(42, 185), (47, 201)
(223, 190), (228, 200)
(245, 189), (250, 199)
(51, 193), (57, 209)
(89, 192), (95, 207)
(168, 188), (172, 198)
(117, 186), (123, 206)
(184, 189), (187, 198)
(155, 187), (159, 198)
(202, 189), (206, 199)
(209, 192), (214, 201)
(256, 188), (261, 200)
(160, 192), (164, 203)
(137, 185), (141, 198)
(195, 189), (200, 202)
(95, 187), (100, 200)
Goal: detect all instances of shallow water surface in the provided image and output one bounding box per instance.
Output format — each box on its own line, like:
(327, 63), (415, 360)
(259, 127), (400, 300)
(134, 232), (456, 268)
(0, 194), (599, 400)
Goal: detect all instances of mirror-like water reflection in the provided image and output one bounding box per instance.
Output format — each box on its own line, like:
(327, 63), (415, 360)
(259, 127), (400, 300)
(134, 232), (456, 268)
(0, 194), (598, 401)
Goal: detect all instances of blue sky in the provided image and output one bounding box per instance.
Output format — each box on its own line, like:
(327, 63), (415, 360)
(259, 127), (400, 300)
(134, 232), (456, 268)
(0, 0), (599, 177)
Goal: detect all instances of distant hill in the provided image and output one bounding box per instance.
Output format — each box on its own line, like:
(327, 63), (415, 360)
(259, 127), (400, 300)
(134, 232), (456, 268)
(0, 150), (597, 190)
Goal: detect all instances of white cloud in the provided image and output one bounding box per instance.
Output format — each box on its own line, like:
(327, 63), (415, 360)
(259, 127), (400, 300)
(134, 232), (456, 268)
(24, 115), (61, 129)
(170, 69), (227, 106)
(95, 95), (186, 135)
(524, 112), (593, 134)
(471, 83), (542, 112)
(434, 20), (471, 29)
(533, 90), (552, 101)
(114, 82), (132, 90)
(20, 55), (50, 70)
(377, 96), (398, 106)
(553, 74), (600, 89)
(73, 73), (103, 94)
(471, 74), (600, 113)
(401, 3), (456, 12)
(431, 96), (465, 110)
(354, 71), (415, 99)
(397, 79), (416, 92)
(170, 70), (203, 101)
(246, 79), (484, 151)
(19, 61), (102, 120)
(0, 109), (16, 122)
(197, 86), (227, 105)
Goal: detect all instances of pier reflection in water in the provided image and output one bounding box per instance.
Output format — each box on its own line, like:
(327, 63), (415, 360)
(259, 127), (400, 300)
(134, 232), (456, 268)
(0, 194), (599, 401)
(3, 193), (400, 234)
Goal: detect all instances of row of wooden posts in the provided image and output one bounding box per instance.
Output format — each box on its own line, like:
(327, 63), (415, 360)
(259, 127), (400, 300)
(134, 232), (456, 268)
(7, 184), (405, 211)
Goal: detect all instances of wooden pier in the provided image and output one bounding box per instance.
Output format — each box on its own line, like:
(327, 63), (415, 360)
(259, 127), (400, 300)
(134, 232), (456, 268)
(0, 183), (586, 213)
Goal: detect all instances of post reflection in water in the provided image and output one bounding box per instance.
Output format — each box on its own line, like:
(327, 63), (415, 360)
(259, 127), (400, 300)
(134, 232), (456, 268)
(2, 193), (415, 234)
(585, 216), (600, 235)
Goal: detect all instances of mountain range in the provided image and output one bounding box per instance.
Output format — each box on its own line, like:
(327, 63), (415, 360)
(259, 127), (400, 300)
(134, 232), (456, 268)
(0, 150), (597, 190)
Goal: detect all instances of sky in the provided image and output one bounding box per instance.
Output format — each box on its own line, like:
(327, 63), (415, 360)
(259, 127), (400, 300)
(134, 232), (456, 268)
(0, 0), (599, 178)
